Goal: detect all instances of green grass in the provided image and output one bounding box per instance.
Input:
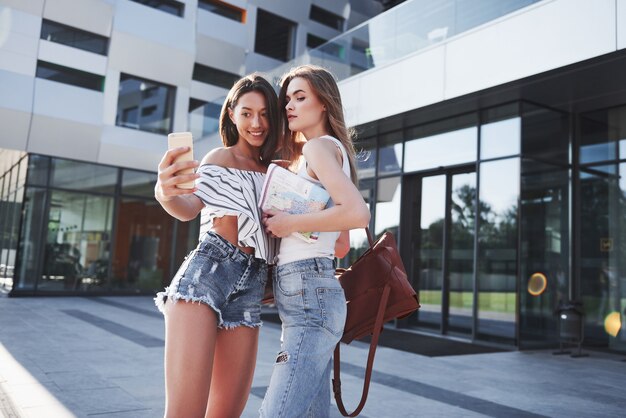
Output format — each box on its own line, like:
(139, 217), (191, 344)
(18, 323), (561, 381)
(419, 290), (516, 313)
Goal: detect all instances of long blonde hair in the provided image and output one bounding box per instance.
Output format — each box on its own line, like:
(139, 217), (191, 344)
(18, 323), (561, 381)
(277, 65), (358, 185)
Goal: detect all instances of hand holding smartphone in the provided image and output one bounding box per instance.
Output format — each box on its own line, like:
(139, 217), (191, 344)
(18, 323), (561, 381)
(167, 132), (195, 189)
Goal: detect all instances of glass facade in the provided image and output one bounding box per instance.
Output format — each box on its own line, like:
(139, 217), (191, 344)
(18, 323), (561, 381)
(10, 155), (199, 295)
(1, 98), (625, 353)
(0, 157), (26, 290)
(351, 101), (589, 348)
(578, 105), (626, 352)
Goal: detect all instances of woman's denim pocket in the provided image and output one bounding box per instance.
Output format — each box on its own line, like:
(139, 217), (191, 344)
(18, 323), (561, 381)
(197, 240), (230, 261)
(316, 287), (346, 338)
(277, 271), (304, 297)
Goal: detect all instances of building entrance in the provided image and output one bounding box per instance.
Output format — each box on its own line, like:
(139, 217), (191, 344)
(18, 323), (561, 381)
(404, 165), (476, 337)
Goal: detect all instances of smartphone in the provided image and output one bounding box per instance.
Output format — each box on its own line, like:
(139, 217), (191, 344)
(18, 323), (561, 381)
(167, 132), (195, 189)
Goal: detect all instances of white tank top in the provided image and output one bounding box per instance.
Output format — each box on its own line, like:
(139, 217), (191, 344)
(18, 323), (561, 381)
(277, 135), (351, 265)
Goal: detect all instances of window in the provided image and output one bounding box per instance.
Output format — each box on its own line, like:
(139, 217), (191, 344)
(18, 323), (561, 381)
(129, 0), (184, 17)
(36, 61), (104, 92)
(122, 169), (158, 198)
(40, 20), (108, 55)
(116, 74), (175, 135)
(310, 5), (344, 30)
(198, 0), (245, 22)
(192, 63), (239, 89)
(306, 33), (327, 49)
(254, 9), (296, 62)
(189, 98), (222, 139)
(50, 158), (118, 194)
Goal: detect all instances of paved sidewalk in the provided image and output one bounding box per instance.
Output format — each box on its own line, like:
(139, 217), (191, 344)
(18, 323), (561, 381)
(1, 293), (626, 417)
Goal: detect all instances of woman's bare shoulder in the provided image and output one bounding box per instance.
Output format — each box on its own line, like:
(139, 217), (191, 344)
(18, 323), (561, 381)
(200, 147), (234, 167)
(303, 137), (342, 164)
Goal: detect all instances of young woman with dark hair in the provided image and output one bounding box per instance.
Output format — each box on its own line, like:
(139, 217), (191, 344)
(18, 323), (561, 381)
(154, 73), (280, 418)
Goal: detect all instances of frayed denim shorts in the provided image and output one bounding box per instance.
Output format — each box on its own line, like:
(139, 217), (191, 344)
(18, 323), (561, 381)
(155, 232), (268, 329)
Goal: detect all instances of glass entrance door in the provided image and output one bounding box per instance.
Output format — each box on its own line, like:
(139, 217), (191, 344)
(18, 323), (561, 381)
(408, 167), (476, 336)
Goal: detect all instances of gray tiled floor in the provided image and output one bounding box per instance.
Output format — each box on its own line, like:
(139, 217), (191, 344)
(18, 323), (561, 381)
(1, 293), (625, 417)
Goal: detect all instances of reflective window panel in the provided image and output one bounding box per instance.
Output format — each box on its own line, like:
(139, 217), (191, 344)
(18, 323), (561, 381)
(26, 155), (50, 186)
(112, 198), (176, 291)
(356, 138), (377, 179)
(477, 158), (519, 343)
(117, 74), (175, 135)
(405, 127), (477, 172)
(38, 191), (113, 292)
(579, 106), (626, 164)
(375, 176), (401, 238)
(15, 187), (47, 290)
(415, 174), (446, 330)
(40, 19), (108, 55)
(480, 117), (520, 160)
(519, 158), (569, 348)
(448, 172), (477, 335)
(51, 158), (117, 194)
(121, 169), (158, 198)
(378, 131), (403, 176)
(36, 60), (104, 92)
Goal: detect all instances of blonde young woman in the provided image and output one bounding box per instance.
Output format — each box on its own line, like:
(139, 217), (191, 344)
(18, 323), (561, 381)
(260, 65), (370, 417)
(153, 74), (280, 417)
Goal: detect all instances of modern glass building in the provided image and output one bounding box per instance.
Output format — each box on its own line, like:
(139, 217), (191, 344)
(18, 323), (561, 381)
(312, 0), (626, 353)
(1, 0), (625, 353)
(0, 0), (382, 296)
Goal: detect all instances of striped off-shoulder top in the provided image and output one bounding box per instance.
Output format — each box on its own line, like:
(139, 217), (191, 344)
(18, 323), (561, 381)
(193, 164), (278, 263)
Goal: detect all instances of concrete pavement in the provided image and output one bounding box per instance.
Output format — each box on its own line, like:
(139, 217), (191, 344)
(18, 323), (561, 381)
(1, 290), (625, 417)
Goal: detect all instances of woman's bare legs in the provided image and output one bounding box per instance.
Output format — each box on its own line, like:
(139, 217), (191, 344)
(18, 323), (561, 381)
(163, 301), (218, 418)
(205, 326), (260, 418)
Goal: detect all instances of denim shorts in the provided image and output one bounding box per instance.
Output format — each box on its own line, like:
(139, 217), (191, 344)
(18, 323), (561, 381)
(155, 232), (268, 328)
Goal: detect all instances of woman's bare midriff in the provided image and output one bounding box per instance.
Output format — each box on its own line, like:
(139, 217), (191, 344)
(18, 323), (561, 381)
(211, 215), (255, 255)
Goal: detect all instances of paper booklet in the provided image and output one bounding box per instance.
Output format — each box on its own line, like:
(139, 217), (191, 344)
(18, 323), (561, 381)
(259, 163), (331, 243)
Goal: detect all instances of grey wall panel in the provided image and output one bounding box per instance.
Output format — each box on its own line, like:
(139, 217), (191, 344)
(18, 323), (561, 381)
(254, 0), (308, 22)
(102, 68), (120, 126)
(313, 0), (349, 18)
(0, 107), (31, 151)
(0, 69), (34, 113)
(0, 0), (44, 15)
(190, 81), (228, 103)
(618, 0), (626, 50)
(114, 0), (195, 54)
(0, 7), (40, 76)
(108, 31), (194, 88)
(196, 34), (245, 75)
(197, 9), (248, 48)
(33, 79), (104, 126)
(43, 0), (113, 36)
(98, 126), (166, 171)
(305, 20), (342, 41)
(246, 52), (282, 73)
(38, 40), (108, 75)
(195, 135), (222, 160)
(28, 114), (101, 161)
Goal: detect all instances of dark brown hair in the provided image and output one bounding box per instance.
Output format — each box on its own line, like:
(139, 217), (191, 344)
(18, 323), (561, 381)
(218, 73), (280, 165)
(277, 65), (358, 185)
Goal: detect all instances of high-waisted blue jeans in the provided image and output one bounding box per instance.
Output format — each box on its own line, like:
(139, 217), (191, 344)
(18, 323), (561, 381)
(260, 257), (346, 418)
